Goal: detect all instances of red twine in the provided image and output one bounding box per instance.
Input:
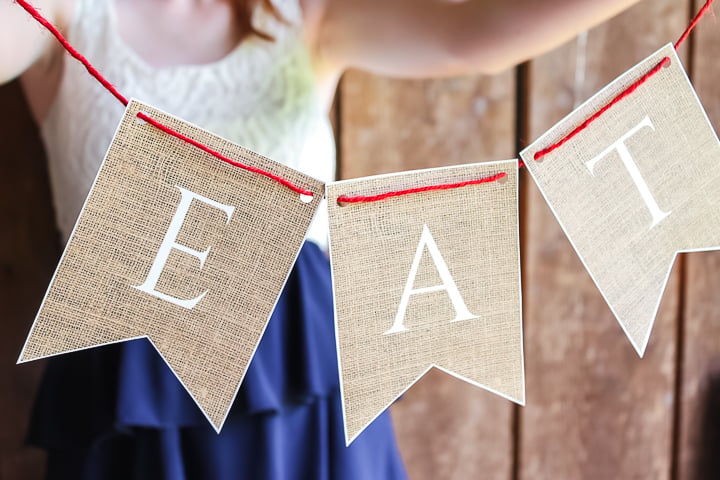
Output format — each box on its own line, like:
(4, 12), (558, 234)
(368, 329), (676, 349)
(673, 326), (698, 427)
(16, 0), (714, 201)
(675, 0), (715, 49)
(14, 0), (315, 198)
(533, 57), (670, 161)
(533, 0), (714, 162)
(15, 0), (129, 107)
(136, 113), (315, 196)
(334, 0), (714, 203)
(336, 172), (508, 205)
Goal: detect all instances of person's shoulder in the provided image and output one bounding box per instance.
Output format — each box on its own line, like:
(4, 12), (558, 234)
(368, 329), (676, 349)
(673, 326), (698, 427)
(298, 0), (326, 41)
(16, 0), (78, 123)
(298, 0), (325, 18)
(55, 0), (78, 32)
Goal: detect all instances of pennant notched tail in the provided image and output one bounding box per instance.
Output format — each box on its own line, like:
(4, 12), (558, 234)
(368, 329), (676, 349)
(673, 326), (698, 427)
(328, 160), (525, 446)
(342, 362), (525, 446)
(17, 100), (326, 434)
(521, 44), (720, 356)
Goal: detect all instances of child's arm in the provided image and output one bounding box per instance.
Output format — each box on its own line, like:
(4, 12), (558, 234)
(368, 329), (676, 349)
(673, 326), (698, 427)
(305, 0), (644, 77)
(0, 0), (68, 85)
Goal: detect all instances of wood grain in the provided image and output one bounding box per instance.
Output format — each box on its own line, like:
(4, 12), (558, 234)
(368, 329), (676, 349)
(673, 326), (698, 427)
(2, 1), (715, 477)
(677, 3), (720, 478)
(0, 81), (57, 480)
(340, 71), (516, 479)
(340, 73), (516, 178)
(519, 1), (688, 478)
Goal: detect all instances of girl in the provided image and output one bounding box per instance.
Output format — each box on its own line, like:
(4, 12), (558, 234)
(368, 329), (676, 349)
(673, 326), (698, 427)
(1, 0), (642, 478)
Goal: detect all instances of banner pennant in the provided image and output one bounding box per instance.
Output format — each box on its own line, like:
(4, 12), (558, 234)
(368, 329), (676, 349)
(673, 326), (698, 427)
(18, 100), (325, 431)
(327, 160), (524, 445)
(520, 43), (720, 356)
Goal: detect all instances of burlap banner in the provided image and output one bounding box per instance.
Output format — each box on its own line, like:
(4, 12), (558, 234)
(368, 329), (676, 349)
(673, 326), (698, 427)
(18, 100), (325, 431)
(327, 160), (524, 444)
(520, 43), (720, 355)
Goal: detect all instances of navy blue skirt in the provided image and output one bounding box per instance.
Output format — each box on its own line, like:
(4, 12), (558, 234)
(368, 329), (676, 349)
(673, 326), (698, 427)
(29, 242), (407, 479)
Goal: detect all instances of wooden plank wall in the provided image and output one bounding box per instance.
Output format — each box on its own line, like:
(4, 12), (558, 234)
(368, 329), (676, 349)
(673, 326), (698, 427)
(520, 1), (686, 478)
(340, 70), (517, 479)
(3, 1), (720, 478)
(340, 1), (712, 479)
(679, 1), (720, 478)
(0, 82), (53, 480)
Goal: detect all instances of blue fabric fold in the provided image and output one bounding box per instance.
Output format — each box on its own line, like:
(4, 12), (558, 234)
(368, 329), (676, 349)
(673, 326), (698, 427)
(29, 242), (407, 479)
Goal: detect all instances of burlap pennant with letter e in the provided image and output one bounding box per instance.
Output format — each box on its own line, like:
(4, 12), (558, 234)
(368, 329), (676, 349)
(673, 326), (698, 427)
(327, 160), (524, 445)
(18, 99), (325, 431)
(520, 43), (720, 356)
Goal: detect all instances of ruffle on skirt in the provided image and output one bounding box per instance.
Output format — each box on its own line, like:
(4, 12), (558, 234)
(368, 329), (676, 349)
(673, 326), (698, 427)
(28, 242), (407, 479)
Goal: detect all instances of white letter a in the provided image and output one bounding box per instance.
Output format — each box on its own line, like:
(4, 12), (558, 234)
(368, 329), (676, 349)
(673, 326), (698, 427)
(385, 225), (477, 335)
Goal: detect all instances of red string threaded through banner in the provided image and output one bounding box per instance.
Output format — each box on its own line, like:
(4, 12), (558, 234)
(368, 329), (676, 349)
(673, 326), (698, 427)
(336, 172), (508, 205)
(15, 0), (714, 202)
(14, 0), (315, 198)
(136, 113), (315, 196)
(533, 0), (714, 162)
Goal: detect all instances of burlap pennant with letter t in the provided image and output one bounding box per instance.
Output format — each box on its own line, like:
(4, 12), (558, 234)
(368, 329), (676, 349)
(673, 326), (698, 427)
(520, 44), (720, 355)
(18, 100), (325, 431)
(327, 160), (524, 445)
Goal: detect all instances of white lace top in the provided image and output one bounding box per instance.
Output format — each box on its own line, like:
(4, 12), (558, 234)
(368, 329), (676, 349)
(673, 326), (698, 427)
(41, 0), (335, 247)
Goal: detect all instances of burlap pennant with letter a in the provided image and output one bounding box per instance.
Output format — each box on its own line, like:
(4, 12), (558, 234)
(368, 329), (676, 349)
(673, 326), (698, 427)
(18, 99), (325, 431)
(520, 43), (720, 355)
(327, 160), (524, 445)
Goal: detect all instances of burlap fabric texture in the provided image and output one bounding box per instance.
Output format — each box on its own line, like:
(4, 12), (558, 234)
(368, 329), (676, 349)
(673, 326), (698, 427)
(521, 44), (720, 355)
(19, 100), (325, 431)
(327, 160), (524, 444)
